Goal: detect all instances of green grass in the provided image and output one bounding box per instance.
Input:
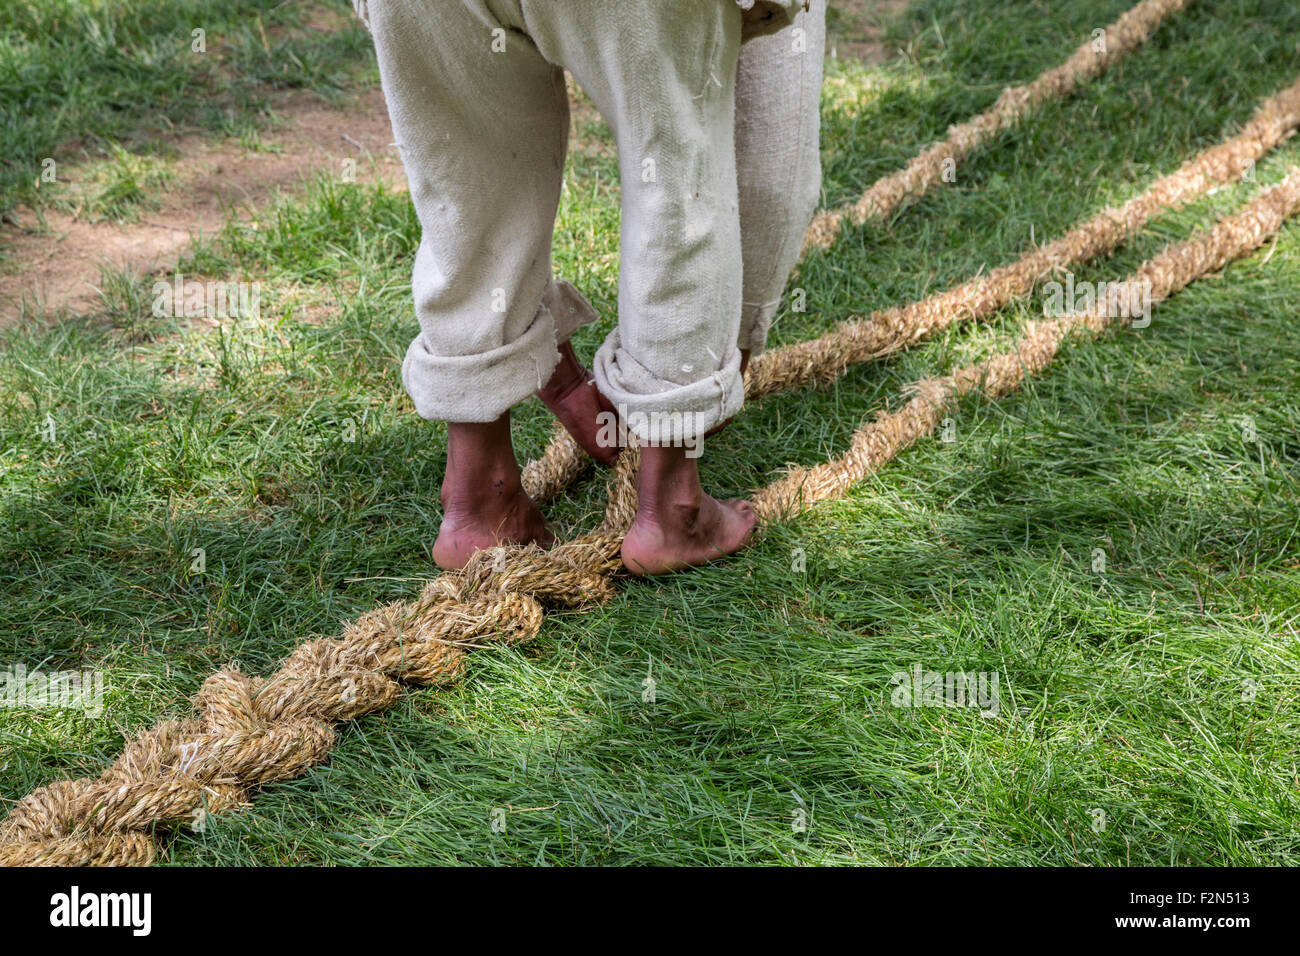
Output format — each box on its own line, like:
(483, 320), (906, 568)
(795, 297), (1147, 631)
(47, 142), (179, 222)
(2, 0), (1299, 864)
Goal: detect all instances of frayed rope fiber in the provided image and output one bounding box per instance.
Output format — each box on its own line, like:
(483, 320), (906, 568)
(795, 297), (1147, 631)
(5, 168), (1297, 867)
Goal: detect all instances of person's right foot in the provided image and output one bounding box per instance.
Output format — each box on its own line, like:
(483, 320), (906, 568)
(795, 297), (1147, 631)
(434, 415), (554, 571)
(621, 445), (757, 575)
(434, 480), (553, 572)
(537, 340), (620, 465)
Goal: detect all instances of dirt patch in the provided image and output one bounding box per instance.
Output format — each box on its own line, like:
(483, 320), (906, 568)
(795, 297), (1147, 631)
(0, 78), (616, 329)
(828, 0), (912, 64)
(0, 86), (404, 327)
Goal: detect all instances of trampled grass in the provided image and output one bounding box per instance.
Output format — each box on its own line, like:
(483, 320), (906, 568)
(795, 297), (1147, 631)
(1, 0), (1298, 865)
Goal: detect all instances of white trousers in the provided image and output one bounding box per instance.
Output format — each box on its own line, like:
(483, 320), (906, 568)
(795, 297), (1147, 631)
(366, 0), (824, 440)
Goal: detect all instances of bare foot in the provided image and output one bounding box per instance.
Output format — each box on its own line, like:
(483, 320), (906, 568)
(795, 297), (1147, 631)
(537, 340), (620, 465)
(434, 414), (554, 571)
(621, 445), (757, 576)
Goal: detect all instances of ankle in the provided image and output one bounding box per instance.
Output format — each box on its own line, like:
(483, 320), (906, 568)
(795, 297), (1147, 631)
(440, 465), (523, 511)
(441, 414), (523, 512)
(636, 446), (705, 523)
(536, 342), (586, 401)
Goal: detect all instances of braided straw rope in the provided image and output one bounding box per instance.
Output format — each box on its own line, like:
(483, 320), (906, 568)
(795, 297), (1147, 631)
(5, 168), (1297, 867)
(802, 0), (1193, 252)
(522, 71), (1300, 504)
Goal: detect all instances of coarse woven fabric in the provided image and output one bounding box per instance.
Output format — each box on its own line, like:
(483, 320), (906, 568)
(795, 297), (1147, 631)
(367, 0), (823, 439)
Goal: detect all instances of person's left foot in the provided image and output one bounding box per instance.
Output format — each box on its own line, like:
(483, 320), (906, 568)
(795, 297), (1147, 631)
(537, 340), (620, 465)
(620, 444), (758, 575)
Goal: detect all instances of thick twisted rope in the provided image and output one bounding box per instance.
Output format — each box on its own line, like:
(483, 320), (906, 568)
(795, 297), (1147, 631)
(0, 527), (626, 866)
(523, 69), (1300, 503)
(6, 168), (1297, 866)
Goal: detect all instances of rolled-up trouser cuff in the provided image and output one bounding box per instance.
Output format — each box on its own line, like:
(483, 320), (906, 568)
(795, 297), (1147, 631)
(543, 279), (601, 343)
(739, 298), (781, 356)
(401, 303), (561, 422)
(592, 330), (745, 444)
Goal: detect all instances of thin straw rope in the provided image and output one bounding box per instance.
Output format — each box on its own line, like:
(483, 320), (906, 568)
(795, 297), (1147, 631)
(4, 168), (1296, 867)
(757, 169), (1300, 517)
(802, 0), (1192, 252)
